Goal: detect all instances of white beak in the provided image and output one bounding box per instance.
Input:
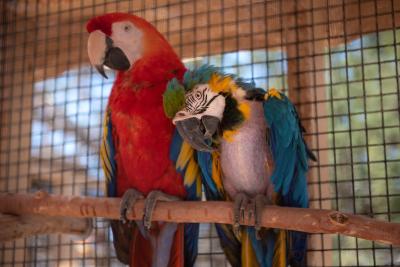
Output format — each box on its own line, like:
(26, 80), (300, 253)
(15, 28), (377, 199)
(87, 30), (108, 78)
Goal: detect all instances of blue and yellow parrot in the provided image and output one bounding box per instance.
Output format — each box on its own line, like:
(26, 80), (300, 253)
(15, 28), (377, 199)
(163, 65), (316, 267)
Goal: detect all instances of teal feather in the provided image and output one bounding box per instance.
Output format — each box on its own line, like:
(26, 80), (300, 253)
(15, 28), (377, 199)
(169, 131), (200, 267)
(181, 65), (248, 93)
(263, 90), (313, 266)
(248, 228), (275, 267)
(197, 151), (241, 267)
(183, 70), (192, 90)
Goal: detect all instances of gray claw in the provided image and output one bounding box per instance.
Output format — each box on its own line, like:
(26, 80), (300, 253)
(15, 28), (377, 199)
(233, 193), (248, 236)
(120, 189), (144, 224)
(176, 118), (215, 152)
(143, 190), (180, 231)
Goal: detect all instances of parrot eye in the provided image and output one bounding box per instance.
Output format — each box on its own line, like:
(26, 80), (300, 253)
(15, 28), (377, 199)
(183, 86), (221, 116)
(123, 24), (131, 32)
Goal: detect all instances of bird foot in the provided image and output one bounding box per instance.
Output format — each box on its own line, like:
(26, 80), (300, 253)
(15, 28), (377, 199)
(143, 190), (180, 231)
(120, 188), (144, 224)
(232, 193), (269, 239)
(233, 192), (248, 236)
(248, 194), (269, 240)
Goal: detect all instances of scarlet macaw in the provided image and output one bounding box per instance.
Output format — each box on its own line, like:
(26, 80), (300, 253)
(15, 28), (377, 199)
(86, 13), (201, 267)
(164, 65), (316, 267)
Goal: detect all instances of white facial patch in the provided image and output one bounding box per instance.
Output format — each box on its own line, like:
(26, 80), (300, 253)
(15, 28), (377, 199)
(173, 84), (226, 124)
(111, 21), (143, 67)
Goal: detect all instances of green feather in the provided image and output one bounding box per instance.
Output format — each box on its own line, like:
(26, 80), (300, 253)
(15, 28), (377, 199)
(163, 78), (186, 118)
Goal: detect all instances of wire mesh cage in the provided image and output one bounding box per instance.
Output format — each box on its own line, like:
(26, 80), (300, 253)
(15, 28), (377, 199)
(0, 0), (399, 266)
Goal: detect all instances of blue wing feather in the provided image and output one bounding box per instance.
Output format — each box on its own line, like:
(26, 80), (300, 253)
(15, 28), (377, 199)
(248, 227), (276, 267)
(196, 151), (223, 200)
(101, 110), (136, 264)
(170, 130), (202, 267)
(197, 151), (242, 267)
(263, 91), (312, 267)
(100, 109), (117, 197)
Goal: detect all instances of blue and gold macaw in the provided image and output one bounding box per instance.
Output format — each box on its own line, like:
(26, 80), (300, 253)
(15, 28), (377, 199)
(163, 65), (316, 267)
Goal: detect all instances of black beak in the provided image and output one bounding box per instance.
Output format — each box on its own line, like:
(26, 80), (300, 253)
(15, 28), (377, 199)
(95, 65), (107, 79)
(96, 36), (130, 79)
(104, 47), (130, 71)
(175, 116), (220, 152)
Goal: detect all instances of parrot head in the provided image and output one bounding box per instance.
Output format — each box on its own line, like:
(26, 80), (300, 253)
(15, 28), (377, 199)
(172, 82), (226, 151)
(164, 65), (253, 151)
(87, 13), (173, 78)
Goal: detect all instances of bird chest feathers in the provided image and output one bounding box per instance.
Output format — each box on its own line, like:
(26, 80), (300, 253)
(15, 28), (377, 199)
(108, 88), (186, 197)
(219, 100), (275, 199)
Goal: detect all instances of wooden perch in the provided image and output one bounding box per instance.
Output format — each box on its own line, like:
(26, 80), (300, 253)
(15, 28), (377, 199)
(0, 213), (92, 242)
(0, 192), (399, 246)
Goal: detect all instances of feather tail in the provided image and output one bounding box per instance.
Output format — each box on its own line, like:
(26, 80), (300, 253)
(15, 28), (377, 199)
(242, 229), (259, 267)
(169, 224), (185, 267)
(287, 231), (307, 267)
(131, 226), (152, 267)
(214, 224), (241, 267)
(272, 230), (286, 267)
(248, 228), (273, 267)
(130, 223), (184, 267)
(110, 220), (133, 265)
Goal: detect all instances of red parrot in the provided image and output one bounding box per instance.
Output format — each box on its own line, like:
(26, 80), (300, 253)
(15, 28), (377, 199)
(86, 13), (201, 267)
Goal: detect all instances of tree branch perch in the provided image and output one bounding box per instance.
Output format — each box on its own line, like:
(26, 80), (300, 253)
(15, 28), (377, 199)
(0, 214), (92, 242)
(0, 192), (399, 246)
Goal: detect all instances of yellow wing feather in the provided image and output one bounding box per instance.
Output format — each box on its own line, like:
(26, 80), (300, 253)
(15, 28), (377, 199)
(241, 230), (260, 267)
(176, 141), (193, 170)
(100, 114), (110, 180)
(211, 151), (225, 195)
(273, 230), (287, 267)
(176, 141), (202, 198)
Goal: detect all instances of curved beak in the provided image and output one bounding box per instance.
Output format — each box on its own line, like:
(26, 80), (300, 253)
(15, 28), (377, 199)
(174, 115), (220, 152)
(87, 30), (130, 79)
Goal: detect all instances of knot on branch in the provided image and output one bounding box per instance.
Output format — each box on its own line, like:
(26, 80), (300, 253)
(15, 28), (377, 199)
(329, 212), (349, 225)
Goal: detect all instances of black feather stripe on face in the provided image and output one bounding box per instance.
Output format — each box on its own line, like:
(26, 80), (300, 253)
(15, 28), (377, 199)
(220, 95), (245, 133)
(185, 87), (221, 115)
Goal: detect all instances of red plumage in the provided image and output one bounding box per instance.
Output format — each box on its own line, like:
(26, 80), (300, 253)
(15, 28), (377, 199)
(109, 54), (187, 198)
(87, 12), (187, 198)
(87, 13), (188, 267)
